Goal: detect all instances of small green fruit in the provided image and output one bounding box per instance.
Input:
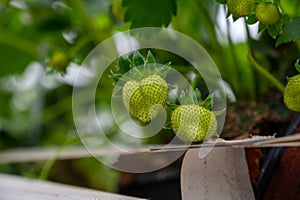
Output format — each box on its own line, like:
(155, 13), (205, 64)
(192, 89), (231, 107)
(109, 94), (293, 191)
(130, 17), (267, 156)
(284, 74), (300, 112)
(255, 3), (280, 25)
(171, 105), (217, 142)
(122, 74), (168, 123)
(227, 0), (255, 18)
(50, 51), (69, 71)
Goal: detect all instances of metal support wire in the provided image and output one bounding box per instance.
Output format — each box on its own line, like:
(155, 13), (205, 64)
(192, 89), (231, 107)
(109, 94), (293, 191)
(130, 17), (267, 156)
(254, 113), (300, 200)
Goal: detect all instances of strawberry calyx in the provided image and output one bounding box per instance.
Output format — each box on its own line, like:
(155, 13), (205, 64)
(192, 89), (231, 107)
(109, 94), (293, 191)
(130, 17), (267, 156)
(166, 88), (223, 131)
(295, 58), (300, 73)
(110, 51), (170, 98)
(177, 88), (213, 110)
(176, 89), (225, 117)
(110, 51), (170, 86)
(110, 50), (170, 123)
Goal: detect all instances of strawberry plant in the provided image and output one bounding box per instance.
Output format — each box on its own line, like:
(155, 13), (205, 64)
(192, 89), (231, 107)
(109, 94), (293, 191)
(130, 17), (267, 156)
(110, 51), (170, 123)
(217, 0), (300, 46)
(216, 0), (300, 112)
(110, 50), (219, 142)
(170, 90), (217, 142)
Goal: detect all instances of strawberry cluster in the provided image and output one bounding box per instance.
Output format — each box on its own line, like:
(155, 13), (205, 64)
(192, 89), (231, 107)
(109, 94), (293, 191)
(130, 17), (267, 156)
(110, 51), (218, 142)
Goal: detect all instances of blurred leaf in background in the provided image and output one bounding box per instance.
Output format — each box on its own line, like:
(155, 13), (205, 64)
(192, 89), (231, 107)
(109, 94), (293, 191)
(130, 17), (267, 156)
(123, 0), (177, 28)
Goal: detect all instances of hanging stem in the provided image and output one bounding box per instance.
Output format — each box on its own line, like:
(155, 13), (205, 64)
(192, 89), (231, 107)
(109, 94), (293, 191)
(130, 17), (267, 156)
(191, 74), (201, 90)
(194, 1), (229, 77)
(244, 17), (253, 50)
(194, 1), (220, 51)
(247, 53), (285, 92)
(71, 0), (105, 44)
(38, 136), (82, 180)
(225, 8), (242, 94)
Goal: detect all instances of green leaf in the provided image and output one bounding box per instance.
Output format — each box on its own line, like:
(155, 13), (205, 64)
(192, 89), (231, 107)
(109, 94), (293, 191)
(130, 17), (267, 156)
(179, 89), (194, 105)
(192, 90), (198, 104)
(267, 24), (281, 38)
(132, 51), (144, 66)
(213, 109), (226, 116)
(276, 16), (300, 46)
(108, 71), (123, 83)
(123, 0), (177, 28)
(146, 51), (156, 64)
(281, 14), (291, 23)
(232, 14), (239, 22)
(295, 58), (300, 73)
(215, 0), (227, 4)
(117, 56), (131, 74)
(166, 102), (179, 111)
(273, 0), (280, 5)
(163, 121), (172, 129)
(246, 14), (258, 25)
(258, 22), (267, 33)
(201, 94), (214, 110)
(194, 88), (201, 103)
(156, 62), (171, 78)
(146, 51), (156, 73)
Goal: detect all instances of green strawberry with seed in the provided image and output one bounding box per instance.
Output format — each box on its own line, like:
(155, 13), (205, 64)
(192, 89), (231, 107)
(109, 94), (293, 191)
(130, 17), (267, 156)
(255, 3), (280, 25)
(284, 74), (300, 112)
(50, 51), (69, 72)
(171, 104), (217, 142)
(110, 51), (170, 123)
(123, 74), (168, 122)
(170, 89), (218, 142)
(227, 0), (255, 18)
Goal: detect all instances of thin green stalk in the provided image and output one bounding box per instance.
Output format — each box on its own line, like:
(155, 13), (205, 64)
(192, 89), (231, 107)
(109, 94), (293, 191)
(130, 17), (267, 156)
(225, 9), (241, 94)
(248, 53), (285, 92)
(71, 0), (103, 43)
(194, 1), (229, 78)
(68, 36), (90, 59)
(191, 74), (201, 89)
(244, 17), (253, 50)
(243, 18), (256, 99)
(38, 146), (64, 180)
(38, 137), (82, 180)
(194, 1), (220, 50)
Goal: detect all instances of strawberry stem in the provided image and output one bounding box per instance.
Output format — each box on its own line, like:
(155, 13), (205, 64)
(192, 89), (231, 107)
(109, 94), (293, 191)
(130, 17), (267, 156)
(191, 74), (201, 89)
(247, 53), (285, 92)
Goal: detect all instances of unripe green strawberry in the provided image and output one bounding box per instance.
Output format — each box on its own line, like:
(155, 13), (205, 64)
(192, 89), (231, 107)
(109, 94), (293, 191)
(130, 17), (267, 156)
(255, 3), (280, 25)
(284, 74), (300, 112)
(111, 51), (170, 122)
(122, 74), (168, 122)
(50, 51), (69, 71)
(171, 104), (217, 142)
(227, 0), (255, 18)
